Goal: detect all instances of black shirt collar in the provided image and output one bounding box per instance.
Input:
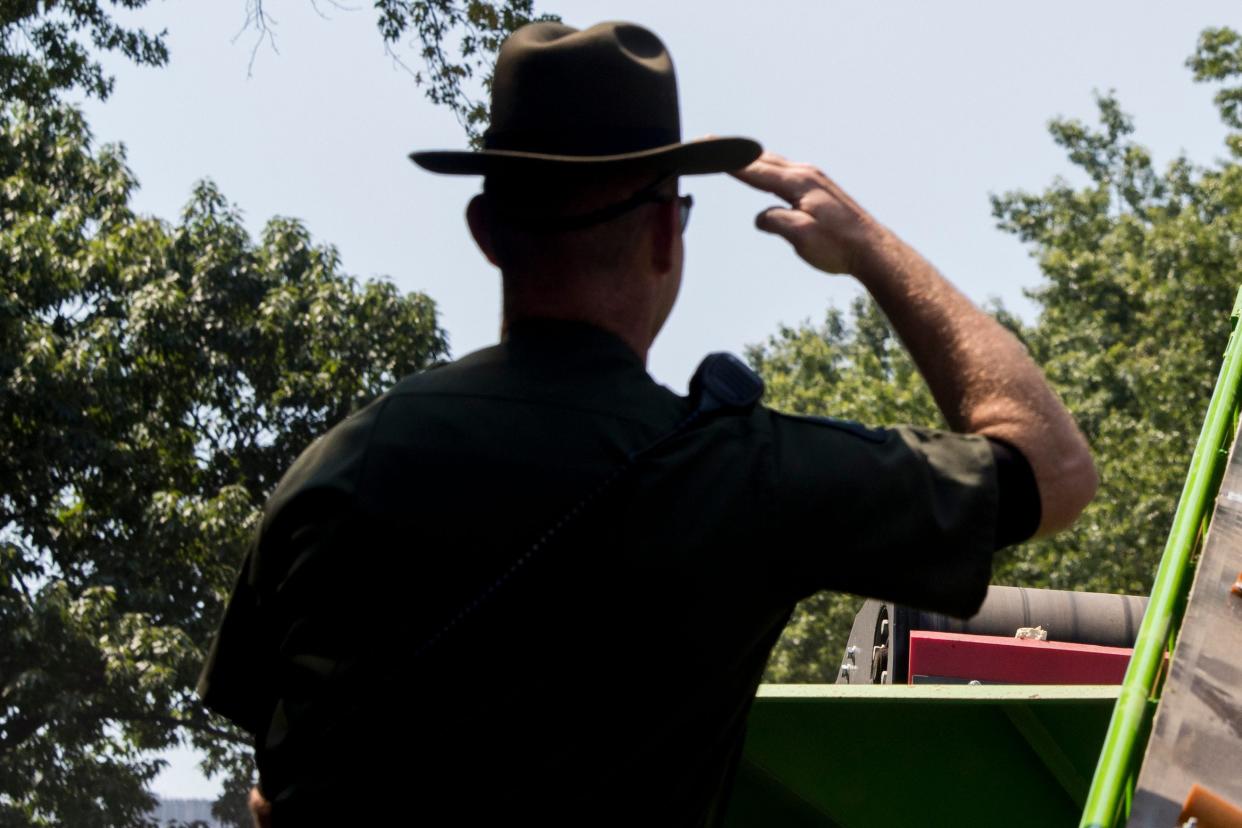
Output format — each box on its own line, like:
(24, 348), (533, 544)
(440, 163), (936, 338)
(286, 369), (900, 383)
(504, 318), (645, 369)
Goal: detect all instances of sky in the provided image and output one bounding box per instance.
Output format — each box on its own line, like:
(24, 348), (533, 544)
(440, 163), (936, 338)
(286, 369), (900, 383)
(72, 0), (1242, 802)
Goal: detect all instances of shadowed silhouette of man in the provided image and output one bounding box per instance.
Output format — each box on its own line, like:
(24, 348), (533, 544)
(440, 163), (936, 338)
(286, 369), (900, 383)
(200, 20), (1097, 826)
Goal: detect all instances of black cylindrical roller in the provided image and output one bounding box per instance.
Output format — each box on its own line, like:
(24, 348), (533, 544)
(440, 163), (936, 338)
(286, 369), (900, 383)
(910, 586), (1148, 648)
(838, 586), (1149, 684)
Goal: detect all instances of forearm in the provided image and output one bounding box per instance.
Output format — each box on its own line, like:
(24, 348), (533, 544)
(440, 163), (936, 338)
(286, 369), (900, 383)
(854, 227), (1097, 536)
(731, 151), (1096, 537)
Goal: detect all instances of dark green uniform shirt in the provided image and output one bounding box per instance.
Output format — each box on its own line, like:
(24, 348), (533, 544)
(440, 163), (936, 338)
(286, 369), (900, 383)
(199, 319), (1000, 825)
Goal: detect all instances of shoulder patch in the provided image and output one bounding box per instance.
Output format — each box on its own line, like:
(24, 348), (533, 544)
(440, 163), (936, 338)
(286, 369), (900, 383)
(788, 414), (890, 444)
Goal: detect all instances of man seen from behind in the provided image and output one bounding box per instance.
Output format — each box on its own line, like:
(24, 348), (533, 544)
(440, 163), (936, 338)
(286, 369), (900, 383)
(199, 20), (1098, 826)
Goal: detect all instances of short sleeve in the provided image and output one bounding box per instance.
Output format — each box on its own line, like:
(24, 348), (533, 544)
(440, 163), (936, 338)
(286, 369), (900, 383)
(198, 489), (363, 804)
(197, 531), (274, 736)
(198, 486), (360, 740)
(763, 413), (998, 618)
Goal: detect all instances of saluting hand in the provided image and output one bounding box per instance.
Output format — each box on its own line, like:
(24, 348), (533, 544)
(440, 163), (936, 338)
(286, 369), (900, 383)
(731, 151), (888, 277)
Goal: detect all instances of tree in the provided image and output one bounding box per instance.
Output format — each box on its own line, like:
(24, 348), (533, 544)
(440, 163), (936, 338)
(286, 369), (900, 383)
(372, 0), (558, 142)
(1, 1), (554, 142)
(0, 0), (169, 106)
(986, 33), (1242, 596)
(756, 27), (1242, 682)
(0, 102), (447, 825)
(0, 1), (551, 821)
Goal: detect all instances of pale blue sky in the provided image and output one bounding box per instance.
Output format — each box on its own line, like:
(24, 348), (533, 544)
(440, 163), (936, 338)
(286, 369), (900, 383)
(74, 0), (1241, 801)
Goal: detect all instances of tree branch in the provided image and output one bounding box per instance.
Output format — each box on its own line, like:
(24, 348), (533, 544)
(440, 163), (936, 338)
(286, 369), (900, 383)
(233, 0), (280, 78)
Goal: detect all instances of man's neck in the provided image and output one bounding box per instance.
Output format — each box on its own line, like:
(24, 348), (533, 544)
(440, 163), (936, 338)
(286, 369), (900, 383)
(502, 308), (653, 365)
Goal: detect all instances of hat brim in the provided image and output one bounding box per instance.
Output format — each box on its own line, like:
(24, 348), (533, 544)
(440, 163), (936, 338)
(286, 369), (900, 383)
(410, 136), (762, 176)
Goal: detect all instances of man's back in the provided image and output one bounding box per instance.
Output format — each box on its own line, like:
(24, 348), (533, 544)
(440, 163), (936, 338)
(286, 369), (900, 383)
(208, 320), (794, 824)
(203, 318), (1007, 823)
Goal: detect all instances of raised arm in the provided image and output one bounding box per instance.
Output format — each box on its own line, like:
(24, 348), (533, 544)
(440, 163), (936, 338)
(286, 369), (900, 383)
(733, 151), (1097, 537)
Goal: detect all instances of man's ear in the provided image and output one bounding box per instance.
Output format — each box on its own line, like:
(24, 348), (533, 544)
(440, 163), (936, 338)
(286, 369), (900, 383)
(648, 197), (677, 275)
(467, 194), (501, 268)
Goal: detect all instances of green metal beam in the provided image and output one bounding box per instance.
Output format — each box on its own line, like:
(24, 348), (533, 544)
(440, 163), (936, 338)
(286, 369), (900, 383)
(1004, 702), (1090, 808)
(1079, 286), (1242, 828)
(729, 684), (1119, 828)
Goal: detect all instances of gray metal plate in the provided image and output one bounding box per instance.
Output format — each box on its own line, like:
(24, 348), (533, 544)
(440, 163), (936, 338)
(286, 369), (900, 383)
(1129, 430), (1242, 826)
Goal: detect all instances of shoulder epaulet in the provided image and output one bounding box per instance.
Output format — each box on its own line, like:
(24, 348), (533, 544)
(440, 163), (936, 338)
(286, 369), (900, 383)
(688, 352), (764, 415)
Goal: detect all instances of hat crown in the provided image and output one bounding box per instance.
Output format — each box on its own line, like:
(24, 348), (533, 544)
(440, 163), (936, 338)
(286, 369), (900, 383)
(408, 20), (761, 176)
(485, 22), (681, 157)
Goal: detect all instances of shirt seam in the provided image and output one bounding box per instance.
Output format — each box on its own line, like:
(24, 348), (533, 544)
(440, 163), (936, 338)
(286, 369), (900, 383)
(384, 387), (677, 426)
(351, 394), (397, 511)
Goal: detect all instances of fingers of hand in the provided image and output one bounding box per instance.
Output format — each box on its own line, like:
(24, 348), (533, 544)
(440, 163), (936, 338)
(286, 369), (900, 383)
(755, 150), (795, 167)
(755, 206), (818, 242)
(733, 160), (815, 205)
(755, 206), (855, 273)
(732, 152), (845, 209)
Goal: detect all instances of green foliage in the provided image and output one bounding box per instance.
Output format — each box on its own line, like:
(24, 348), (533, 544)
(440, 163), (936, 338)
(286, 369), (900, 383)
(756, 27), (1242, 683)
(1187, 27), (1242, 135)
(374, 0), (559, 144)
(988, 19), (1242, 595)
(0, 1), (534, 820)
(0, 102), (447, 825)
(0, 1), (168, 106)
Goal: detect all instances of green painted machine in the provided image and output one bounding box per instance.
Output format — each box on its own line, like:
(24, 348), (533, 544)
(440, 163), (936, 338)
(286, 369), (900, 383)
(726, 289), (1242, 828)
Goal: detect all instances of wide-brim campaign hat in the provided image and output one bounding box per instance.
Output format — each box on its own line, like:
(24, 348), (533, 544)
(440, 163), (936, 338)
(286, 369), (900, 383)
(409, 21), (761, 176)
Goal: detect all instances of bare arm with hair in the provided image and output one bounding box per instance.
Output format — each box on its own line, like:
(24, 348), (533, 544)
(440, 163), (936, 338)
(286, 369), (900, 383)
(733, 151), (1097, 537)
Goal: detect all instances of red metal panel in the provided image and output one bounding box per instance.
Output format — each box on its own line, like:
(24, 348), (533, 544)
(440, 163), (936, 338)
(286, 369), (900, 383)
(908, 631), (1133, 685)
